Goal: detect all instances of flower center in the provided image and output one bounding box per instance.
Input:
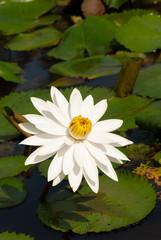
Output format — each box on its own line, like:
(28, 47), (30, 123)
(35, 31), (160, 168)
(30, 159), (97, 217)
(69, 115), (92, 140)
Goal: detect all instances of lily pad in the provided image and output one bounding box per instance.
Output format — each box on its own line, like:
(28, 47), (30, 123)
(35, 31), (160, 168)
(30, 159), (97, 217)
(37, 171), (156, 234)
(103, 0), (128, 9)
(38, 159), (52, 178)
(7, 27), (62, 51)
(48, 15), (116, 60)
(0, 232), (34, 240)
(104, 95), (153, 130)
(0, 0), (56, 35)
(0, 155), (31, 179)
(49, 77), (84, 87)
(115, 13), (161, 52)
(133, 63), (161, 98)
(0, 177), (27, 208)
(0, 61), (24, 83)
(135, 101), (161, 132)
(50, 55), (121, 79)
(0, 86), (115, 141)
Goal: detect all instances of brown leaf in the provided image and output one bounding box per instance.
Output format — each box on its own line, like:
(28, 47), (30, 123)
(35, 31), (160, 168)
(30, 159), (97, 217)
(81, 0), (105, 17)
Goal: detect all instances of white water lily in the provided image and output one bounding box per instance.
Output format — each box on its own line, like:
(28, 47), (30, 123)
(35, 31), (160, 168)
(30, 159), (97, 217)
(19, 87), (133, 193)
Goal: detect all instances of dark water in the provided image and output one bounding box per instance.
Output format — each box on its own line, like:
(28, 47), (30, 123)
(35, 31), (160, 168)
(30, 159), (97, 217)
(0, 49), (161, 240)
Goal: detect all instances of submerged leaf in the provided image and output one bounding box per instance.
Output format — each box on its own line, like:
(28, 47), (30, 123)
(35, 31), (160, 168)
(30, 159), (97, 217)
(0, 178), (27, 208)
(37, 171), (156, 234)
(8, 27), (62, 51)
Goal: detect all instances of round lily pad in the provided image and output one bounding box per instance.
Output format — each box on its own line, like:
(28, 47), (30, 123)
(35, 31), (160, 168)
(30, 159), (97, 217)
(37, 171), (156, 234)
(0, 232), (34, 240)
(0, 177), (27, 208)
(0, 155), (31, 179)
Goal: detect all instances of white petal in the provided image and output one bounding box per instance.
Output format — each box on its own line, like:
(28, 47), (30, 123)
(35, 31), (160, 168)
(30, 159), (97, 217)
(19, 122), (41, 135)
(108, 156), (123, 164)
(38, 136), (66, 156)
(87, 131), (113, 144)
(103, 133), (133, 147)
(50, 86), (57, 103)
(24, 114), (54, 125)
(65, 135), (75, 146)
(83, 146), (98, 183)
(47, 101), (69, 127)
(55, 90), (70, 121)
(20, 134), (58, 146)
(88, 99), (107, 125)
(63, 145), (75, 175)
(80, 95), (94, 118)
(85, 140), (114, 168)
(74, 141), (86, 167)
(103, 144), (129, 161)
(35, 123), (67, 136)
(30, 97), (48, 115)
(96, 159), (118, 182)
(92, 119), (123, 132)
(69, 88), (82, 118)
(52, 172), (65, 186)
(68, 165), (82, 192)
(25, 148), (54, 165)
(83, 170), (99, 193)
(48, 149), (64, 181)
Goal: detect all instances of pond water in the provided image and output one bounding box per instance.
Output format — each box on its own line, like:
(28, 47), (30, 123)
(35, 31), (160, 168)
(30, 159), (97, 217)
(0, 49), (161, 240)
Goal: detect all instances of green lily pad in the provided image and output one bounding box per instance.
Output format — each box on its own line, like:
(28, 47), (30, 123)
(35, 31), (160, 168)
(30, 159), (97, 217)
(0, 155), (31, 179)
(106, 9), (156, 27)
(104, 95), (153, 130)
(48, 15), (116, 60)
(135, 101), (161, 132)
(115, 13), (161, 53)
(38, 159), (52, 178)
(7, 27), (62, 51)
(49, 77), (84, 87)
(0, 61), (24, 83)
(0, 177), (27, 208)
(0, 232), (34, 240)
(133, 63), (161, 98)
(103, 0), (128, 9)
(37, 171), (156, 234)
(0, 0), (56, 35)
(0, 86), (115, 141)
(50, 55), (121, 79)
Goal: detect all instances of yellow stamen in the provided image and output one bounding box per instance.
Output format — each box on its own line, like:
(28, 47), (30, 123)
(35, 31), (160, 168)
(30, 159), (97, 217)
(69, 115), (92, 140)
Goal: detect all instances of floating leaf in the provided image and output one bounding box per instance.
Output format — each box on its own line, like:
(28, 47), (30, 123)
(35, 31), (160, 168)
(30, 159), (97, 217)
(106, 9), (156, 27)
(48, 15), (116, 60)
(135, 101), (161, 132)
(127, 144), (153, 161)
(0, 87), (115, 140)
(103, 0), (128, 9)
(50, 55), (121, 79)
(0, 155), (31, 179)
(38, 159), (52, 178)
(0, 178), (27, 208)
(7, 27), (62, 51)
(0, 232), (34, 240)
(115, 13), (161, 52)
(104, 95), (153, 130)
(0, 0), (56, 35)
(0, 61), (24, 83)
(37, 171), (156, 234)
(133, 63), (161, 98)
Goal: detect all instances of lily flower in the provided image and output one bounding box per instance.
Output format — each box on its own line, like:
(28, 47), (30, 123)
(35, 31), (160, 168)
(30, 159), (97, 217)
(19, 87), (133, 193)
